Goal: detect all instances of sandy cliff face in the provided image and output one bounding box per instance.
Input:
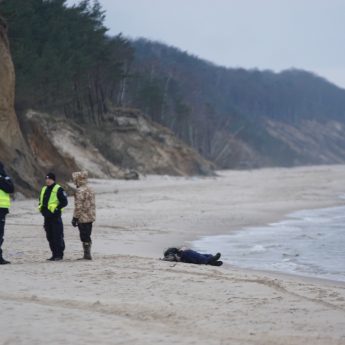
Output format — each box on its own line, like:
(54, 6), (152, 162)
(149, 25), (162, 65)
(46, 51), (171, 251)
(264, 118), (345, 164)
(21, 109), (214, 180)
(0, 17), (40, 194)
(88, 108), (214, 176)
(0, 17), (20, 144)
(209, 117), (345, 169)
(21, 110), (125, 181)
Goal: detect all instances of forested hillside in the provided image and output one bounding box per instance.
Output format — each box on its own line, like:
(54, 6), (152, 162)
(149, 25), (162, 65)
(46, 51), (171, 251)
(128, 39), (345, 166)
(0, 0), (133, 123)
(2, 0), (345, 169)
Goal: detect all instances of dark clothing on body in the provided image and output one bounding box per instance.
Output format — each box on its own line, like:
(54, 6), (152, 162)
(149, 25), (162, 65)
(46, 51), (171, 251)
(163, 247), (222, 266)
(179, 249), (214, 265)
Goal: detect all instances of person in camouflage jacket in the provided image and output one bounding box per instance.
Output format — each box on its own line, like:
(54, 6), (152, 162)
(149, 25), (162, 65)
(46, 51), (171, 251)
(71, 171), (96, 260)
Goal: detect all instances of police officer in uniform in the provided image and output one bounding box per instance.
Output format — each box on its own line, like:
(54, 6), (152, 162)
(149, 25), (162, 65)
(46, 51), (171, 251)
(0, 162), (14, 265)
(39, 173), (68, 261)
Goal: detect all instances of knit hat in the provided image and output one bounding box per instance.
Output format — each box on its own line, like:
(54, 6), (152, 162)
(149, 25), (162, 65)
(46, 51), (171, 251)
(46, 172), (56, 181)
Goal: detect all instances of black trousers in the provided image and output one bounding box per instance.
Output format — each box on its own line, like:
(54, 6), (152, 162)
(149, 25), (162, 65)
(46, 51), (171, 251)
(44, 216), (65, 258)
(78, 223), (93, 243)
(0, 214), (5, 259)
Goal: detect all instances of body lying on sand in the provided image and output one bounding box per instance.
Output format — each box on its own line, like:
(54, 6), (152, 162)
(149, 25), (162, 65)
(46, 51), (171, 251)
(162, 247), (223, 266)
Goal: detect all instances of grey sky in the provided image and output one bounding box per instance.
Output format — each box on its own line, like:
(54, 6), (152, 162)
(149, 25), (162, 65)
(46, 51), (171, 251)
(68, 0), (345, 88)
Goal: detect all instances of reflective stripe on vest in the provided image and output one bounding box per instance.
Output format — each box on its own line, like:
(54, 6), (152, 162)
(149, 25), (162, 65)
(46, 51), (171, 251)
(39, 184), (63, 213)
(0, 189), (10, 208)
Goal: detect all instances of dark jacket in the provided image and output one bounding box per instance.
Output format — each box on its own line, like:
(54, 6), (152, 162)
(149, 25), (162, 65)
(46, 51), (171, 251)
(178, 249), (213, 265)
(0, 162), (14, 216)
(40, 183), (68, 218)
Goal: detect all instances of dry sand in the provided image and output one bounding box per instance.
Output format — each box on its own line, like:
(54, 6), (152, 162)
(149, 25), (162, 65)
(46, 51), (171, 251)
(1, 165), (345, 345)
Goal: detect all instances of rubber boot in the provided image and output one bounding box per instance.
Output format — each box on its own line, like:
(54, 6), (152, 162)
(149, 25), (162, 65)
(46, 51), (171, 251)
(210, 260), (223, 266)
(0, 257), (10, 265)
(83, 242), (92, 260)
(207, 252), (221, 265)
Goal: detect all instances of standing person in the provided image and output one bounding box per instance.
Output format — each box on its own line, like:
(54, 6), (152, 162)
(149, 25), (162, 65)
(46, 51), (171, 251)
(71, 171), (95, 260)
(39, 173), (68, 261)
(0, 162), (14, 265)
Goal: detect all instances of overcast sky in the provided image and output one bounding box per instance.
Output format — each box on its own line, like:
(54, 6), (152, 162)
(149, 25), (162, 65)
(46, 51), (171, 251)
(68, 0), (345, 88)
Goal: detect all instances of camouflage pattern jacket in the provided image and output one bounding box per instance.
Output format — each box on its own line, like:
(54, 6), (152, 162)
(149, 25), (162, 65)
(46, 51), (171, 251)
(72, 171), (96, 224)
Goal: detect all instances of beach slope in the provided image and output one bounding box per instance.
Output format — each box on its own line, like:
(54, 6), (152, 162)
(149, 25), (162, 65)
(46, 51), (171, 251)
(1, 165), (345, 344)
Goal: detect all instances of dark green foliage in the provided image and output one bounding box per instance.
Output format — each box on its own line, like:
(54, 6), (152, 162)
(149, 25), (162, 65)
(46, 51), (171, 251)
(133, 75), (165, 123)
(0, 0), (133, 123)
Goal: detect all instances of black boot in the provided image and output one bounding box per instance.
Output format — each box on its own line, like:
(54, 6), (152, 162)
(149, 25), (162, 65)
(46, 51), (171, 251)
(210, 260), (223, 266)
(47, 256), (62, 261)
(83, 242), (92, 260)
(208, 252), (221, 265)
(0, 258), (11, 265)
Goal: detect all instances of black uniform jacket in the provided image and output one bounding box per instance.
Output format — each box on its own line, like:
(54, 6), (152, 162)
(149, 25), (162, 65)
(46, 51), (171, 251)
(0, 163), (14, 217)
(40, 183), (68, 218)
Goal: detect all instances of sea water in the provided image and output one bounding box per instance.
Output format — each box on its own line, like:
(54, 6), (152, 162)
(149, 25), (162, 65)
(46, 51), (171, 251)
(192, 205), (345, 282)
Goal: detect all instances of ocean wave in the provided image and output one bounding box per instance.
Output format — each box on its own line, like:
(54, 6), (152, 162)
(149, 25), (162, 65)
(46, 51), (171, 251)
(192, 205), (345, 282)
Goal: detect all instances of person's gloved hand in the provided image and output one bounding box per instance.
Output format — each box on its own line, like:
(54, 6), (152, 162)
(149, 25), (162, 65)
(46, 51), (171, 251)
(71, 217), (78, 227)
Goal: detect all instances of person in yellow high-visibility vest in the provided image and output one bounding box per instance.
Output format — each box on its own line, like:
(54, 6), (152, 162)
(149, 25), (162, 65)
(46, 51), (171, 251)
(0, 162), (14, 265)
(39, 173), (68, 261)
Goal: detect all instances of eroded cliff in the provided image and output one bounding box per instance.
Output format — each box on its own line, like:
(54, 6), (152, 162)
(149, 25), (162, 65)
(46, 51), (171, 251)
(0, 17), (40, 194)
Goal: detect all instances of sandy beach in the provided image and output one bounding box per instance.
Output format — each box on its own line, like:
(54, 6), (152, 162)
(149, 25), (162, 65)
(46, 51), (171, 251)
(1, 165), (345, 345)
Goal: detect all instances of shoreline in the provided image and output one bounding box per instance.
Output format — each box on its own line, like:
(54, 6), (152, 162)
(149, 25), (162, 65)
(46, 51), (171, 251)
(224, 262), (345, 288)
(189, 202), (345, 285)
(113, 166), (345, 260)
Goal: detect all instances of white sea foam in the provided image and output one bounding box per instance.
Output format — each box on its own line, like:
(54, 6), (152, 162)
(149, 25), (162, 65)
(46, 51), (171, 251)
(192, 205), (345, 282)
(249, 245), (266, 253)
